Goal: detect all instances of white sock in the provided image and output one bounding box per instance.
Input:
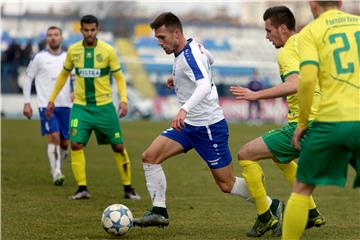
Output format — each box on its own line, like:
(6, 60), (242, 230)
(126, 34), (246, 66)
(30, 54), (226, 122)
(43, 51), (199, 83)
(230, 176), (272, 206)
(143, 163), (167, 208)
(60, 147), (68, 166)
(48, 144), (61, 175)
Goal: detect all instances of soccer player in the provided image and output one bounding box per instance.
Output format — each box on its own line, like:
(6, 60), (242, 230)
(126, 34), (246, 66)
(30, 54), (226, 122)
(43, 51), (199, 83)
(230, 6), (325, 237)
(282, 1), (360, 239)
(132, 12), (276, 229)
(45, 15), (140, 200)
(23, 26), (71, 186)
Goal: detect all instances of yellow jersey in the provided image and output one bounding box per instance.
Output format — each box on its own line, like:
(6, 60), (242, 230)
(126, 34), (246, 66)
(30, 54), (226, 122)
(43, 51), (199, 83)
(297, 9), (360, 122)
(277, 34), (320, 122)
(64, 39), (121, 106)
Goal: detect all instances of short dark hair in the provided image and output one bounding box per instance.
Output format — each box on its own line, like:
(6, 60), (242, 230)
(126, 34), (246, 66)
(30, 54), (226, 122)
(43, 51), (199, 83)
(263, 6), (296, 31)
(80, 15), (99, 27)
(47, 26), (62, 35)
(150, 12), (183, 33)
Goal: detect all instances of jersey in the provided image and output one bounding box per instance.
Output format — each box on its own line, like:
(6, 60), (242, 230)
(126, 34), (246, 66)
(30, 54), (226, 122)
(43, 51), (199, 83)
(63, 40), (121, 106)
(172, 38), (224, 126)
(297, 9), (360, 122)
(277, 34), (320, 122)
(25, 50), (72, 108)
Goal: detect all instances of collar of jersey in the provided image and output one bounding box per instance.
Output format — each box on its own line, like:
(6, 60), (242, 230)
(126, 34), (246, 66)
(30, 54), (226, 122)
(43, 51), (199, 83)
(174, 38), (193, 57)
(319, 9), (342, 19)
(45, 49), (64, 56)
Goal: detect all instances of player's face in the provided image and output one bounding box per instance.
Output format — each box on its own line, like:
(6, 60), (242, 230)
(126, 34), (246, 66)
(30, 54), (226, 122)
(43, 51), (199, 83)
(46, 29), (62, 50)
(265, 19), (284, 49)
(154, 25), (180, 55)
(81, 23), (98, 46)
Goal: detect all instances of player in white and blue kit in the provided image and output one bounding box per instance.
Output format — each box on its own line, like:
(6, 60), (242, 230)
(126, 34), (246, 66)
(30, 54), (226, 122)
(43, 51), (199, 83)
(134, 12), (263, 228)
(23, 26), (72, 186)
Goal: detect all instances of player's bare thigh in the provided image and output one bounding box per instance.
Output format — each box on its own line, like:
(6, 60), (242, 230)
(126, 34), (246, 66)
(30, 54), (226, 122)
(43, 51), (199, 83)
(210, 163), (235, 193)
(142, 135), (184, 164)
(238, 136), (273, 161)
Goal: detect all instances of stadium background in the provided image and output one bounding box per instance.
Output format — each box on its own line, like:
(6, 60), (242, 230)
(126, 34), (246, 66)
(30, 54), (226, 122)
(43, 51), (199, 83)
(2, 1), (358, 122)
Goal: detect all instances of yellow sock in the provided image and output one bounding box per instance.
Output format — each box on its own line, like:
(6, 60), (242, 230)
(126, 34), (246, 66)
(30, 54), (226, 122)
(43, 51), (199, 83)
(71, 149), (87, 186)
(276, 161), (317, 209)
(239, 160), (269, 215)
(114, 149), (132, 186)
(283, 193), (310, 240)
(275, 161), (297, 185)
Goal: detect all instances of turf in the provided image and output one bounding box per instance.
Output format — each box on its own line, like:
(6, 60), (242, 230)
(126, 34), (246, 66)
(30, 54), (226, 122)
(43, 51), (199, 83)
(2, 119), (359, 240)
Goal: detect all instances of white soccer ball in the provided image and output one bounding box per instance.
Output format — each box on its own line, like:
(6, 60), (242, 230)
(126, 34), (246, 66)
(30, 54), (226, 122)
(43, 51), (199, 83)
(101, 204), (133, 236)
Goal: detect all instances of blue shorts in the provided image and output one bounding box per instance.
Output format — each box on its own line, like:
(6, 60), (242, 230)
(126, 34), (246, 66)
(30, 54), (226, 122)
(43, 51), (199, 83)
(39, 107), (71, 140)
(161, 119), (232, 169)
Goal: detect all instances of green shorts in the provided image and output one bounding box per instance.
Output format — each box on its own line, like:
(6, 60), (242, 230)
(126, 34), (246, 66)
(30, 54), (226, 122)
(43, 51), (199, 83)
(69, 103), (123, 145)
(297, 121), (360, 188)
(262, 122), (309, 163)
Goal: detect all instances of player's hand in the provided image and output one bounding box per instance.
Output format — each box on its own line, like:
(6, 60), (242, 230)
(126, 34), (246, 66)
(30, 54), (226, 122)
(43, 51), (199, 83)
(171, 108), (187, 131)
(229, 86), (257, 101)
(167, 76), (174, 89)
(23, 103), (33, 119)
(45, 102), (55, 119)
(292, 126), (307, 150)
(118, 101), (128, 118)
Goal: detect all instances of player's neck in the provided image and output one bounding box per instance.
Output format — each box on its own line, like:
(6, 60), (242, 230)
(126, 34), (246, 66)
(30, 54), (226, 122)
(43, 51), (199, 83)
(174, 36), (187, 55)
(48, 47), (62, 55)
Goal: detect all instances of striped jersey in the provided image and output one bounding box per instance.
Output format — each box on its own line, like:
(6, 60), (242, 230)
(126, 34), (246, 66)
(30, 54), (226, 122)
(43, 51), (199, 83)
(63, 39), (121, 106)
(172, 38), (224, 126)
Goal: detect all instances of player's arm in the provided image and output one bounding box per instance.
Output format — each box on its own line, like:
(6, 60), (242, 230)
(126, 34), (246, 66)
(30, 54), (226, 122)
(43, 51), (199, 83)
(112, 70), (128, 118)
(23, 74), (34, 119)
(230, 73), (298, 101)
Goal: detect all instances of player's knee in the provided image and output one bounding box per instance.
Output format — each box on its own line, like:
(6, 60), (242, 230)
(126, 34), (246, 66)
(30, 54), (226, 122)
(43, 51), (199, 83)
(71, 142), (84, 151)
(237, 145), (251, 160)
(218, 181), (233, 193)
(141, 150), (158, 164)
(112, 144), (124, 153)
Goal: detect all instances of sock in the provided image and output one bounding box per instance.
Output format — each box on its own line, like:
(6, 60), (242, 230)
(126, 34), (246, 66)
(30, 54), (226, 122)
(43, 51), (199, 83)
(48, 144), (60, 174)
(60, 147), (68, 162)
(114, 149), (131, 186)
(230, 176), (272, 206)
(283, 193), (310, 240)
(276, 161), (317, 209)
(71, 149), (87, 186)
(143, 163), (167, 208)
(275, 161), (297, 185)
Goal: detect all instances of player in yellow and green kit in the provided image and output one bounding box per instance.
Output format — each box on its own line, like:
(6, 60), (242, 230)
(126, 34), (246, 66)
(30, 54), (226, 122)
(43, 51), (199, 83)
(230, 6), (324, 237)
(282, 1), (360, 239)
(46, 15), (141, 200)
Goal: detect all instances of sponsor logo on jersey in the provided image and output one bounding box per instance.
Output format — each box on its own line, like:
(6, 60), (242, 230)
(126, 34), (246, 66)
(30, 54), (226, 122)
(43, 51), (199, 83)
(115, 132), (121, 139)
(86, 52), (92, 58)
(71, 128), (77, 136)
(78, 68), (101, 77)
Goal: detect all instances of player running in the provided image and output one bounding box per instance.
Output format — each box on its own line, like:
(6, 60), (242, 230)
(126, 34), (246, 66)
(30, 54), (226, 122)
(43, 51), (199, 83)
(283, 1), (360, 239)
(230, 6), (325, 237)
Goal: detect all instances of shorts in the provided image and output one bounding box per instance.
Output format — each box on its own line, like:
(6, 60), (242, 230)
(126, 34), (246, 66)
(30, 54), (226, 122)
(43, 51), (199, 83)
(39, 107), (71, 140)
(297, 121), (360, 188)
(161, 119), (232, 169)
(69, 103), (123, 145)
(262, 122), (311, 163)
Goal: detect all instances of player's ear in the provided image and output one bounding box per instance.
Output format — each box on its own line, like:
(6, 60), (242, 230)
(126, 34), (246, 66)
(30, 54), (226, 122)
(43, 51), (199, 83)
(279, 24), (288, 34)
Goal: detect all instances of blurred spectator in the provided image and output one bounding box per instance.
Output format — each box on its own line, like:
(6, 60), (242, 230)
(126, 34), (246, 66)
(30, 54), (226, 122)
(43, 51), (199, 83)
(1, 40), (21, 93)
(20, 40), (33, 66)
(247, 69), (263, 123)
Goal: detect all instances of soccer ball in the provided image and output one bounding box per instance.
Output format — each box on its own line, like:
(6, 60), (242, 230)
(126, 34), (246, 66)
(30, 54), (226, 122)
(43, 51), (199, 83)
(101, 204), (133, 236)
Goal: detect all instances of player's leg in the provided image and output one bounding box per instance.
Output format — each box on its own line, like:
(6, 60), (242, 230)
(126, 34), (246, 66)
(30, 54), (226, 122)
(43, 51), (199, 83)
(56, 107), (71, 163)
(111, 143), (141, 200)
(133, 133), (187, 228)
(238, 136), (282, 237)
(68, 104), (92, 200)
(39, 107), (63, 185)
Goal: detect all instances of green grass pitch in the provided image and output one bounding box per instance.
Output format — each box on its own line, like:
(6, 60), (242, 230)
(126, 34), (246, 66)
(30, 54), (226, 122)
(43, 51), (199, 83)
(2, 119), (359, 239)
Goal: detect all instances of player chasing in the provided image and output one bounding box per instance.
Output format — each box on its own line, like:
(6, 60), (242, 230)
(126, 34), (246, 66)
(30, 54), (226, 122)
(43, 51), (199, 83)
(282, 1), (360, 239)
(132, 12), (282, 231)
(46, 15), (140, 200)
(230, 6), (325, 237)
(23, 26), (72, 186)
